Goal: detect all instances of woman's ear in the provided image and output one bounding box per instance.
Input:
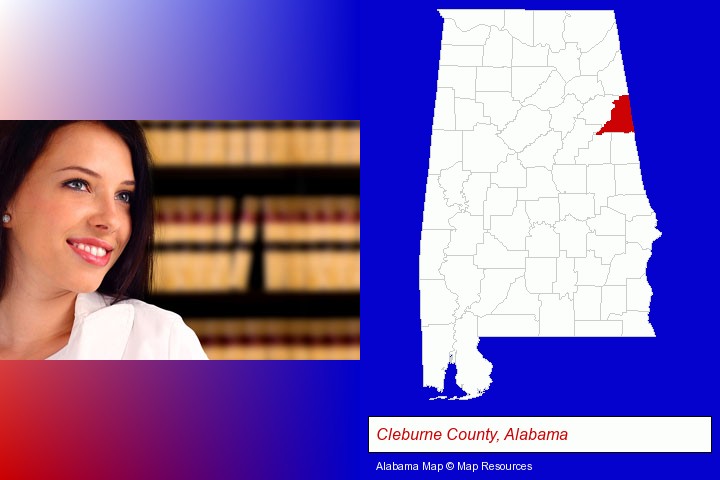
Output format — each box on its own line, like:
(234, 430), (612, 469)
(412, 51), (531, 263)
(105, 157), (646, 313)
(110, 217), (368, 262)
(2, 202), (14, 227)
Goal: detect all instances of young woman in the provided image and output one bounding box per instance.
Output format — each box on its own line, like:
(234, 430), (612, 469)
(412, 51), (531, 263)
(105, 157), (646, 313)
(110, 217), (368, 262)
(0, 121), (207, 359)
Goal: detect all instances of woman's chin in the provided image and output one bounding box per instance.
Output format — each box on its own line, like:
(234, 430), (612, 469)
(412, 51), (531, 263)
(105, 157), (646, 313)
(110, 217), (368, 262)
(66, 279), (104, 294)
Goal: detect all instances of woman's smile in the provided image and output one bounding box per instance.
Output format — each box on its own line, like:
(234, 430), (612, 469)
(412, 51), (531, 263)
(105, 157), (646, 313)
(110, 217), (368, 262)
(67, 237), (115, 267)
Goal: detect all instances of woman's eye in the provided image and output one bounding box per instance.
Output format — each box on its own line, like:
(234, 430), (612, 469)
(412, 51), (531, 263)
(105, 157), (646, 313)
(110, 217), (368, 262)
(116, 191), (133, 204)
(64, 179), (89, 191)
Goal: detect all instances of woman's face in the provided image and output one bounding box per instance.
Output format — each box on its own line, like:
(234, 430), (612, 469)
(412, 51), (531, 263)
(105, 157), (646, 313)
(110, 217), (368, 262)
(4, 122), (134, 295)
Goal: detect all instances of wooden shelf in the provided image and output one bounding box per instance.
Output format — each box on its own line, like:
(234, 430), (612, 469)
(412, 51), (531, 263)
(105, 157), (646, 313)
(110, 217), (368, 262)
(147, 292), (360, 318)
(153, 166), (360, 195)
(150, 163), (360, 319)
(153, 241), (360, 252)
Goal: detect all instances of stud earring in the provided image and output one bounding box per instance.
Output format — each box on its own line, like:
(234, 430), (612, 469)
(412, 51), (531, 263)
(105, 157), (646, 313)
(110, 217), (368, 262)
(2, 214), (10, 224)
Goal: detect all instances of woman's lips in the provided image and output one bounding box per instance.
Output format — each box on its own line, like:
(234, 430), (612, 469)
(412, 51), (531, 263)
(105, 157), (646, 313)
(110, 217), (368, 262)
(67, 240), (112, 267)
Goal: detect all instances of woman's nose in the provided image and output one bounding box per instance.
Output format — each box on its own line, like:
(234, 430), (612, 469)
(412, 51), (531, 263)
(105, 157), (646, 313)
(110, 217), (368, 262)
(89, 194), (122, 232)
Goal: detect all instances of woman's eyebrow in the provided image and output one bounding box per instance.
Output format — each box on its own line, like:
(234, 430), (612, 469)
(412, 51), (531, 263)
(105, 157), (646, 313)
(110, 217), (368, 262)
(55, 165), (135, 186)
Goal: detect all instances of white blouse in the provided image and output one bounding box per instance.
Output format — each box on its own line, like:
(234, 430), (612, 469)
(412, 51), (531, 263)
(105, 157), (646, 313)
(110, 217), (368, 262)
(47, 292), (208, 360)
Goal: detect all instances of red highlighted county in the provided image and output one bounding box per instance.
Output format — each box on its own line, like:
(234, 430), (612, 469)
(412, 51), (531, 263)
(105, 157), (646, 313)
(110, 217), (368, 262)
(596, 95), (634, 135)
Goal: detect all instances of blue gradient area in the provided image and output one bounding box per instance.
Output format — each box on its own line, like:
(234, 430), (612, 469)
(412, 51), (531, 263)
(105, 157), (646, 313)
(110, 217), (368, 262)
(0, 0), (358, 118)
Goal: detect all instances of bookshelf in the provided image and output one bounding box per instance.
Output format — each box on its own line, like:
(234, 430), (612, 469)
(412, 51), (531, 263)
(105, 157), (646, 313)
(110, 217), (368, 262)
(142, 121), (360, 359)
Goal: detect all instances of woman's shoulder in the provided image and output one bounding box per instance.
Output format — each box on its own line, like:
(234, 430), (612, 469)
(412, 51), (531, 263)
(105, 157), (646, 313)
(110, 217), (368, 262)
(115, 296), (183, 324)
(84, 293), (208, 359)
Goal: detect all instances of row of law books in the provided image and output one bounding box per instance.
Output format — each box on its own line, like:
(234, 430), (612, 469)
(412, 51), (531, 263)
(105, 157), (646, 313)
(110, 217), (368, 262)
(153, 250), (359, 292)
(186, 318), (360, 360)
(142, 121), (360, 166)
(155, 196), (360, 244)
(152, 196), (360, 292)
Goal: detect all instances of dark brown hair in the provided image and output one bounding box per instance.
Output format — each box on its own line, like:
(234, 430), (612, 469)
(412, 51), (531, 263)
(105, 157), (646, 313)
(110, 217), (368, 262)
(0, 121), (154, 302)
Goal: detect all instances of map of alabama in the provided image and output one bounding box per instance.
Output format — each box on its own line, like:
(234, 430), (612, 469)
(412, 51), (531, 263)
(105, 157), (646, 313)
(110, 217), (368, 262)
(420, 10), (661, 399)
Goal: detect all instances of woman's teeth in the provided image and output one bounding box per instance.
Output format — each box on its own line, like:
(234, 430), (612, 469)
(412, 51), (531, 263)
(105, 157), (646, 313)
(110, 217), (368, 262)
(72, 242), (107, 257)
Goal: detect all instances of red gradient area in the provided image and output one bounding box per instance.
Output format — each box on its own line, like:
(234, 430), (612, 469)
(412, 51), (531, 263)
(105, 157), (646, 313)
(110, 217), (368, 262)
(0, 362), (360, 480)
(596, 95), (634, 134)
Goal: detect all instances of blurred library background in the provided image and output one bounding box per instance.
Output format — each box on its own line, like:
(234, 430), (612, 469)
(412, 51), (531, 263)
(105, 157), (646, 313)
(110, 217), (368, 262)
(142, 121), (360, 359)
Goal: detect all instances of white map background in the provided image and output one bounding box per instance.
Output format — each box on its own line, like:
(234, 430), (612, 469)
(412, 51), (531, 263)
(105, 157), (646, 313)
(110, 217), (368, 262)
(420, 10), (661, 400)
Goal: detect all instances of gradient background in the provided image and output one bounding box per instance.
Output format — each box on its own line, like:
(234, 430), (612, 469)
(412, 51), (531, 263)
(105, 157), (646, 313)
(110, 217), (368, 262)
(0, 0), (718, 478)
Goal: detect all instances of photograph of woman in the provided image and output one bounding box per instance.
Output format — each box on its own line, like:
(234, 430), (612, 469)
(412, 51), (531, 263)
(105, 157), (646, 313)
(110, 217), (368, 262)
(0, 121), (208, 359)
